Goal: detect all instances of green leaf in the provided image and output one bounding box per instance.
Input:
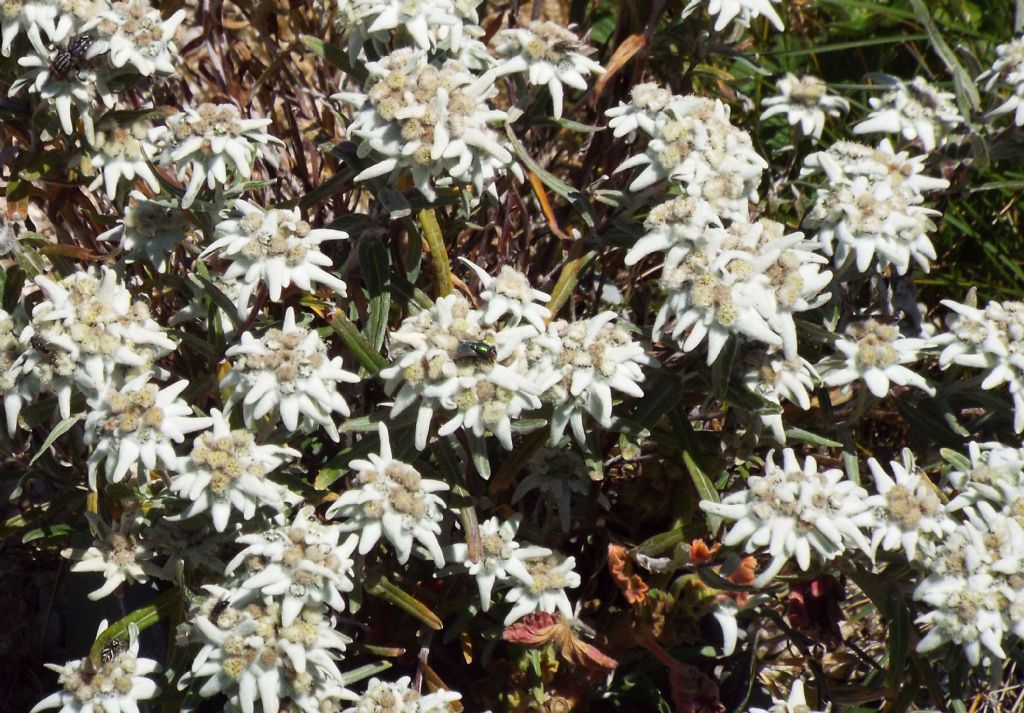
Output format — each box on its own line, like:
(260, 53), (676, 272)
(22, 523), (71, 542)
(194, 273), (243, 330)
(339, 661), (393, 686)
(301, 35), (368, 81)
(619, 370), (682, 433)
(29, 414), (84, 465)
(908, 0), (981, 114)
(366, 575), (443, 630)
(358, 233), (391, 352)
(505, 126), (596, 228)
(886, 590), (911, 691)
(784, 428), (842, 448)
(940, 447), (971, 472)
(89, 589), (180, 665)
(329, 310), (387, 376)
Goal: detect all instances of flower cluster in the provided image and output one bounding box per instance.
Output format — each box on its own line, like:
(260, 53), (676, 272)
(612, 93), (768, 221)
(221, 308), (360, 440)
(819, 318), (933, 399)
(336, 48), (519, 200)
(201, 200), (350, 316)
(700, 449), (875, 584)
(853, 76), (962, 152)
(760, 74), (849, 141)
(4, 267), (177, 433)
(152, 103), (277, 207)
(801, 139), (947, 275)
(980, 34), (1024, 125)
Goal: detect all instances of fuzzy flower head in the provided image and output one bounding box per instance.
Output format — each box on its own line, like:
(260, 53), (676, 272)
(446, 514), (551, 612)
(186, 586), (352, 713)
(802, 173), (940, 275)
(947, 440), (1024, 508)
(4, 267), (178, 433)
(337, 48), (520, 201)
(853, 76), (962, 152)
(625, 195), (723, 268)
(82, 117), (160, 199)
(226, 506), (359, 626)
(934, 298), (1024, 432)
(613, 94), (768, 221)
(760, 74), (849, 140)
(31, 621), (160, 713)
(327, 423), (450, 566)
(740, 350), (817, 444)
(528, 313), (656, 444)
(866, 450), (954, 560)
(606, 81), (675, 138)
(169, 409), (302, 532)
(700, 449), (876, 585)
(153, 103), (276, 207)
(460, 259), (551, 331)
(801, 139), (950, 200)
(380, 293), (541, 453)
(201, 200), (349, 316)
(488, 20), (604, 119)
(342, 676), (463, 713)
(9, 20), (112, 138)
(654, 219), (831, 364)
(92, 1), (185, 76)
(221, 308), (360, 441)
(504, 551), (581, 624)
(820, 318), (933, 399)
(61, 512), (163, 600)
(84, 375), (213, 488)
(979, 35), (1024, 126)
(96, 191), (192, 270)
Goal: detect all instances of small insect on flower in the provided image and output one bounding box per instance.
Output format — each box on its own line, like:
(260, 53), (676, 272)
(208, 596), (230, 624)
(48, 34), (95, 81)
(456, 340), (497, 362)
(29, 335), (59, 365)
(99, 638), (128, 664)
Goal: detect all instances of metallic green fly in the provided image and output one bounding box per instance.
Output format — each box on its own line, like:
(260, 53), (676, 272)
(456, 340), (497, 362)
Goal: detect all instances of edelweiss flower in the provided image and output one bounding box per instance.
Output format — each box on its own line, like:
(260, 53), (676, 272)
(504, 551), (581, 624)
(946, 440), (1024, 507)
(4, 267), (177, 432)
(802, 139), (950, 199)
(445, 514), (551, 611)
(866, 450), (953, 560)
(96, 191), (192, 270)
(700, 449), (876, 584)
(94, 1), (185, 76)
(169, 409), (301, 531)
(933, 298), (1024, 432)
(380, 293), (540, 452)
(606, 82), (674, 138)
(511, 447), (608, 532)
(528, 313), (655, 444)
(342, 676), (462, 713)
(226, 506), (359, 625)
(61, 513), (163, 599)
(84, 375), (213, 488)
(460, 259), (551, 331)
(31, 621), (160, 713)
(653, 219), (831, 363)
(153, 103), (276, 207)
(201, 200), (349, 316)
(749, 679), (829, 713)
(802, 174), (940, 275)
(820, 318), (933, 398)
(613, 93), (767, 221)
(487, 21), (604, 119)
(915, 571), (1008, 665)
(740, 350), (818, 443)
(336, 48), (519, 200)
(979, 35), (1024, 126)
(327, 424), (450, 566)
(692, 0), (784, 32)
(83, 118), (160, 199)
(760, 74), (849, 140)
(186, 586), (352, 713)
(625, 195), (723, 267)
(221, 308), (359, 441)
(853, 76), (962, 152)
